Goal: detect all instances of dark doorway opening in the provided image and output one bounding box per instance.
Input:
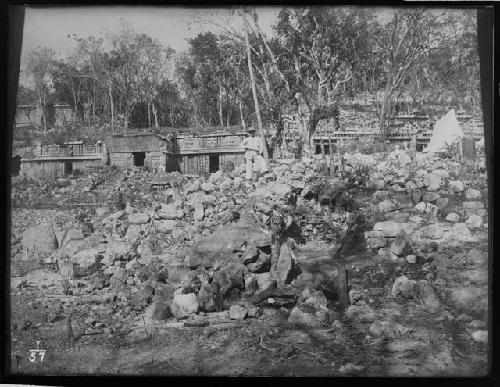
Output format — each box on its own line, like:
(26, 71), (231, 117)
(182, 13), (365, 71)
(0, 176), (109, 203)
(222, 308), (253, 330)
(64, 161), (73, 175)
(133, 152), (146, 167)
(323, 144), (330, 155)
(209, 155), (220, 173)
(165, 155), (181, 172)
(11, 155), (21, 176)
(315, 144), (322, 154)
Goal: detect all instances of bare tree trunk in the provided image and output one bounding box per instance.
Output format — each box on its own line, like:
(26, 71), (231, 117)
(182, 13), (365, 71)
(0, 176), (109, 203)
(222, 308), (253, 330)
(108, 84), (114, 132)
(72, 86), (78, 124)
(239, 97), (246, 129)
(218, 86), (224, 127)
(244, 16), (270, 169)
(152, 103), (159, 128)
(226, 97), (231, 127)
(147, 102), (151, 128)
(92, 83), (96, 119)
(379, 89), (391, 140)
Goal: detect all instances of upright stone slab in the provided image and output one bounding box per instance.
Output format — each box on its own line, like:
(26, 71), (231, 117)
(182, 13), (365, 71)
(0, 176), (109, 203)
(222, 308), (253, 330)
(22, 223), (58, 261)
(461, 136), (476, 161)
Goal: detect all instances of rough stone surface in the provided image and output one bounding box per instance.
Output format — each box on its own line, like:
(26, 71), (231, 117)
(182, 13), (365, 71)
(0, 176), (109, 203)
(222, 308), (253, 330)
(155, 220), (178, 232)
(373, 221), (401, 238)
(288, 303), (327, 328)
(467, 249), (487, 265)
(271, 243), (298, 286)
(378, 200), (397, 213)
(414, 281), (442, 313)
(423, 192), (440, 203)
(423, 173), (442, 191)
(448, 180), (465, 193)
(22, 223), (58, 260)
(471, 330), (488, 343)
(390, 235), (411, 256)
(465, 188), (481, 200)
(171, 293), (199, 318)
(466, 215), (484, 230)
(229, 305), (248, 320)
(391, 275), (415, 299)
(158, 204), (184, 220)
(128, 212), (150, 225)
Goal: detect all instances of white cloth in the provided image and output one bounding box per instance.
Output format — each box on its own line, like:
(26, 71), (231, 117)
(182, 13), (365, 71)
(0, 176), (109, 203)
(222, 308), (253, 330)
(426, 109), (464, 154)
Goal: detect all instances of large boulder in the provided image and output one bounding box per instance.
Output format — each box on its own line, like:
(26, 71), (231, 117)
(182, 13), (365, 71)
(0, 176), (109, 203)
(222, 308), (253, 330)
(71, 247), (101, 269)
(246, 253), (271, 273)
(171, 293), (199, 318)
(462, 201), (484, 217)
(421, 225), (446, 240)
(197, 284), (216, 312)
(390, 235), (411, 256)
(155, 220), (178, 232)
(414, 280), (442, 313)
(448, 180), (464, 193)
(391, 275), (415, 299)
(58, 255), (74, 280)
(466, 215), (484, 230)
(378, 200), (397, 213)
(251, 182), (292, 199)
(201, 182), (215, 193)
(158, 204), (184, 220)
(364, 230), (387, 249)
(229, 305), (248, 320)
(193, 203), (205, 221)
(184, 180), (201, 194)
(423, 173), (442, 191)
(186, 219), (271, 267)
(271, 242), (300, 286)
(22, 223), (58, 261)
(130, 285), (155, 310)
(465, 188), (481, 200)
(128, 212), (150, 225)
(373, 221), (401, 238)
(288, 303), (328, 328)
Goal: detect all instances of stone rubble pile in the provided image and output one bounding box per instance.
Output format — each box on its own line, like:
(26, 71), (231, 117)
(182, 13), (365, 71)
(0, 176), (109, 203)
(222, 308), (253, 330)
(10, 149), (488, 341)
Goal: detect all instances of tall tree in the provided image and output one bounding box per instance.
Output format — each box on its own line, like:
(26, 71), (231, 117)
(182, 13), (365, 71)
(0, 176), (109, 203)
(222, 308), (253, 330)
(242, 10), (270, 169)
(370, 9), (450, 138)
(274, 7), (368, 155)
(25, 47), (57, 133)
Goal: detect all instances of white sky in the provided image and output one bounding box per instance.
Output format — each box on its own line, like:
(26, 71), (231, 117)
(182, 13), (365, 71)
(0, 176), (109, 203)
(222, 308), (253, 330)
(20, 6), (281, 62)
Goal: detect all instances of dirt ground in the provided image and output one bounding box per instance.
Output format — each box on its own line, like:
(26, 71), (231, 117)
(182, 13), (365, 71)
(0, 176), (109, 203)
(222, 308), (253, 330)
(9, 245), (489, 377)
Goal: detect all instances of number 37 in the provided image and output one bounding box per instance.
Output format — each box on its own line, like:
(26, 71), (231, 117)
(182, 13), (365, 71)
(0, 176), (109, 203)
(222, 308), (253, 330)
(29, 351), (45, 362)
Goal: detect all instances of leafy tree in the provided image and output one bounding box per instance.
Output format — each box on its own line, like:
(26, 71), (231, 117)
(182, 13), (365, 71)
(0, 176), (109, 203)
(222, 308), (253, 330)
(25, 47), (57, 132)
(274, 7), (369, 155)
(369, 9), (451, 138)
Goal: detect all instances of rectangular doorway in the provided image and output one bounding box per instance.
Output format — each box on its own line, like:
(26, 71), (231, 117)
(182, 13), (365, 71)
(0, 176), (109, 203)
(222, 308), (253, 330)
(133, 152), (145, 167)
(64, 161), (73, 175)
(209, 155), (220, 173)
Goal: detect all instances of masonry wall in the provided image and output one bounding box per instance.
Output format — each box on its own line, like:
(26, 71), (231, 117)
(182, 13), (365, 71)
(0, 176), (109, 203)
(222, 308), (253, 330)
(110, 153), (134, 168)
(176, 152), (245, 175)
(21, 159), (102, 180)
(110, 151), (163, 170)
(144, 151), (163, 170)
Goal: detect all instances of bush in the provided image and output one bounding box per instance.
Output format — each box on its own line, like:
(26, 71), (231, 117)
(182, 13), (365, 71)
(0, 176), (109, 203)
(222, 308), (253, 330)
(337, 138), (399, 155)
(71, 169), (83, 177)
